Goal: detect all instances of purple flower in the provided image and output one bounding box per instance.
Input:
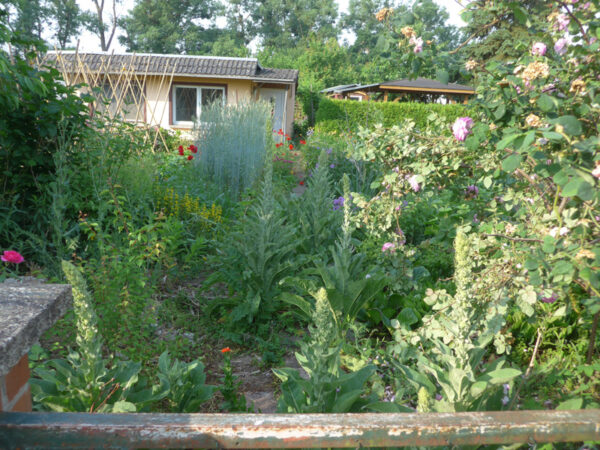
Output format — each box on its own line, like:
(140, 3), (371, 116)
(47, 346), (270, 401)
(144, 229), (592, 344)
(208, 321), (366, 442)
(332, 196), (345, 211)
(452, 117), (474, 142)
(382, 242), (396, 253)
(540, 292), (558, 304)
(408, 175), (420, 192)
(554, 38), (568, 55)
(473, 213), (480, 223)
(329, 163), (335, 169)
(466, 184), (479, 198)
(503, 383), (510, 395)
(326, 148), (333, 154)
(435, 394), (442, 401)
(531, 42), (547, 56)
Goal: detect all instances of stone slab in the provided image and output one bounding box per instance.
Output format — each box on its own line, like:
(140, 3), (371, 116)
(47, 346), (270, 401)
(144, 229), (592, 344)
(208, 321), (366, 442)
(0, 279), (72, 376)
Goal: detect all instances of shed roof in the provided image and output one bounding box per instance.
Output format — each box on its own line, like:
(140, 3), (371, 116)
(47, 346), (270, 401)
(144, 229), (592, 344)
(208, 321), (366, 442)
(46, 51), (299, 83)
(320, 84), (380, 94)
(321, 78), (474, 95)
(380, 77), (474, 93)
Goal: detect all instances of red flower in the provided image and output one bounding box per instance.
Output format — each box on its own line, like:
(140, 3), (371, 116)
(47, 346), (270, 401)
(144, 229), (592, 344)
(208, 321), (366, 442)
(1, 250), (24, 264)
(221, 347), (231, 353)
(278, 129), (284, 135)
(286, 136), (291, 141)
(300, 140), (306, 145)
(178, 145), (184, 156)
(189, 144), (198, 153)
(289, 144), (294, 150)
(187, 155), (193, 160)
(299, 181), (304, 186)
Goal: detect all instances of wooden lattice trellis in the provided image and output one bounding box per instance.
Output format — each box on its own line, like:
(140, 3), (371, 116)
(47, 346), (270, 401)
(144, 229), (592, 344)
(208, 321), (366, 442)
(37, 48), (180, 153)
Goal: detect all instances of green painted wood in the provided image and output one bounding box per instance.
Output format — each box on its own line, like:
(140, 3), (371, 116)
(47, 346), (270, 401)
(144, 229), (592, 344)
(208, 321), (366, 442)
(1, 410), (599, 448)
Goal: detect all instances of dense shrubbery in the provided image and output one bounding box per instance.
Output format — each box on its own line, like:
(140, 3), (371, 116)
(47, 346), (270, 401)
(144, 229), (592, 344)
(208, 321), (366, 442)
(314, 98), (467, 134)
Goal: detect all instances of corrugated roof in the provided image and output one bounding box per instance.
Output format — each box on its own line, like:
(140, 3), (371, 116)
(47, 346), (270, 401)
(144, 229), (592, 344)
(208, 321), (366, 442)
(46, 51), (298, 83)
(321, 83), (380, 93)
(380, 77), (474, 92)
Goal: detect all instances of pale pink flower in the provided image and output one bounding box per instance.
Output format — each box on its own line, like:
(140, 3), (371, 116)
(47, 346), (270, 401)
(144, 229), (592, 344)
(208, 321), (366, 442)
(382, 242), (396, 253)
(531, 42), (547, 56)
(452, 117), (474, 141)
(1, 250), (24, 264)
(592, 164), (600, 178)
(554, 38), (569, 55)
(556, 14), (570, 31)
(408, 175), (420, 192)
(410, 36), (423, 53)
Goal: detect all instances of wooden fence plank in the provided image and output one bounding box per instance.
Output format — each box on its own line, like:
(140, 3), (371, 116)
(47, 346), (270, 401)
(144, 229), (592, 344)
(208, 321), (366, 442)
(1, 410), (599, 449)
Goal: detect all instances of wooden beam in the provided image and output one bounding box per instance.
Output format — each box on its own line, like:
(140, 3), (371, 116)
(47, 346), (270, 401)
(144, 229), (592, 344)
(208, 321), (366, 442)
(1, 410), (599, 448)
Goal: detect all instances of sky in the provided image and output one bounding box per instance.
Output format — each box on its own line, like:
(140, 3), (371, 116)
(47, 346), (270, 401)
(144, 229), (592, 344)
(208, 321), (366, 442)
(71, 0), (466, 53)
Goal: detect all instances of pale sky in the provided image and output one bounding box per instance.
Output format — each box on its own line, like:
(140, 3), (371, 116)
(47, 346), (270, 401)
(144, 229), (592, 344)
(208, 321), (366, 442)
(69, 0), (466, 53)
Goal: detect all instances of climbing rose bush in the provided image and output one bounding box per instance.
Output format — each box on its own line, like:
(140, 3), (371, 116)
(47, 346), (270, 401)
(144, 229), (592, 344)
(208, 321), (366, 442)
(461, 0), (600, 361)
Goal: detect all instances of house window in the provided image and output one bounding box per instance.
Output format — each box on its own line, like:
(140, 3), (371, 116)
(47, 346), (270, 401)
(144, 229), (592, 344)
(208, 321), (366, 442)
(172, 85), (225, 126)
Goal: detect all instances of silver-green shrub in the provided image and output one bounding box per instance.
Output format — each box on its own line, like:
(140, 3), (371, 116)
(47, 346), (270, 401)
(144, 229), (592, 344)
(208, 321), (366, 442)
(196, 101), (271, 197)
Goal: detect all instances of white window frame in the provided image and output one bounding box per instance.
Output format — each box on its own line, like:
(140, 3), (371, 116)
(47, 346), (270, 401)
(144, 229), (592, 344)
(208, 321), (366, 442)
(172, 84), (226, 127)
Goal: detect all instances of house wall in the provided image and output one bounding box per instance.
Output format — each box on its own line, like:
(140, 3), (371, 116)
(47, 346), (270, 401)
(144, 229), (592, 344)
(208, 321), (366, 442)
(144, 76), (254, 130)
(65, 73), (296, 136)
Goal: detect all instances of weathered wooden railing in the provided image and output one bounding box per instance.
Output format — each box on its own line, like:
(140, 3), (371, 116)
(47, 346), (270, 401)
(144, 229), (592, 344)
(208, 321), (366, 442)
(1, 410), (599, 448)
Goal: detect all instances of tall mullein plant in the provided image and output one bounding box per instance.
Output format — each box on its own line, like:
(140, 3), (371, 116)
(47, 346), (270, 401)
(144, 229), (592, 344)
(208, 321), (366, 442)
(394, 230), (520, 412)
(30, 261), (143, 412)
(274, 288), (375, 413)
(207, 162), (299, 326)
(196, 101), (271, 197)
(295, 151), (340, 259)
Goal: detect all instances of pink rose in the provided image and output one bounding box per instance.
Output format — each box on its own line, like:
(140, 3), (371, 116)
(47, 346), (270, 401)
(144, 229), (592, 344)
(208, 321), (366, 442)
(382, 242), (396, 253)
(452, 117), (474, 142)
(1, 250), (24, 264)
(531, 42), (547, 56)
(554, 38), (568, 55)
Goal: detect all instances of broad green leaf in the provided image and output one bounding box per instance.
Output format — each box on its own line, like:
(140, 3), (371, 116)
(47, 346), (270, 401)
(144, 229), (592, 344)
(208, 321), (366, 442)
(497, 133), (520, 150)
(556, 397), (584, 410)
(554, 116), (582, 136)
(111, 400), (137, 413)
(365, 401), (413, 413)
(502, 153), (522, 172)
(483, 176), (493, 189)
(398, 307), (419, 326)
(478, 368), (521, 384)
(561, 178), (580, 197)
(537, 94), (558, 112)
(494, 103), (506, 120)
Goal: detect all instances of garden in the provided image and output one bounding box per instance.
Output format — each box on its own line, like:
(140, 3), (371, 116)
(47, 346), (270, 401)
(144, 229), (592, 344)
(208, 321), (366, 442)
(1, 1), (599, 448)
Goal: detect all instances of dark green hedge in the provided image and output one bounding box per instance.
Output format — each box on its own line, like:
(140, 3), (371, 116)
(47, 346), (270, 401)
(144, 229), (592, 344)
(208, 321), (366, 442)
(314, 98), (468, 134)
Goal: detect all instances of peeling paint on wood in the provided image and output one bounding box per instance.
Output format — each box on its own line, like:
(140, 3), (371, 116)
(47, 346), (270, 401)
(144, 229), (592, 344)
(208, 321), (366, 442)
(1, 410), (599, 448)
